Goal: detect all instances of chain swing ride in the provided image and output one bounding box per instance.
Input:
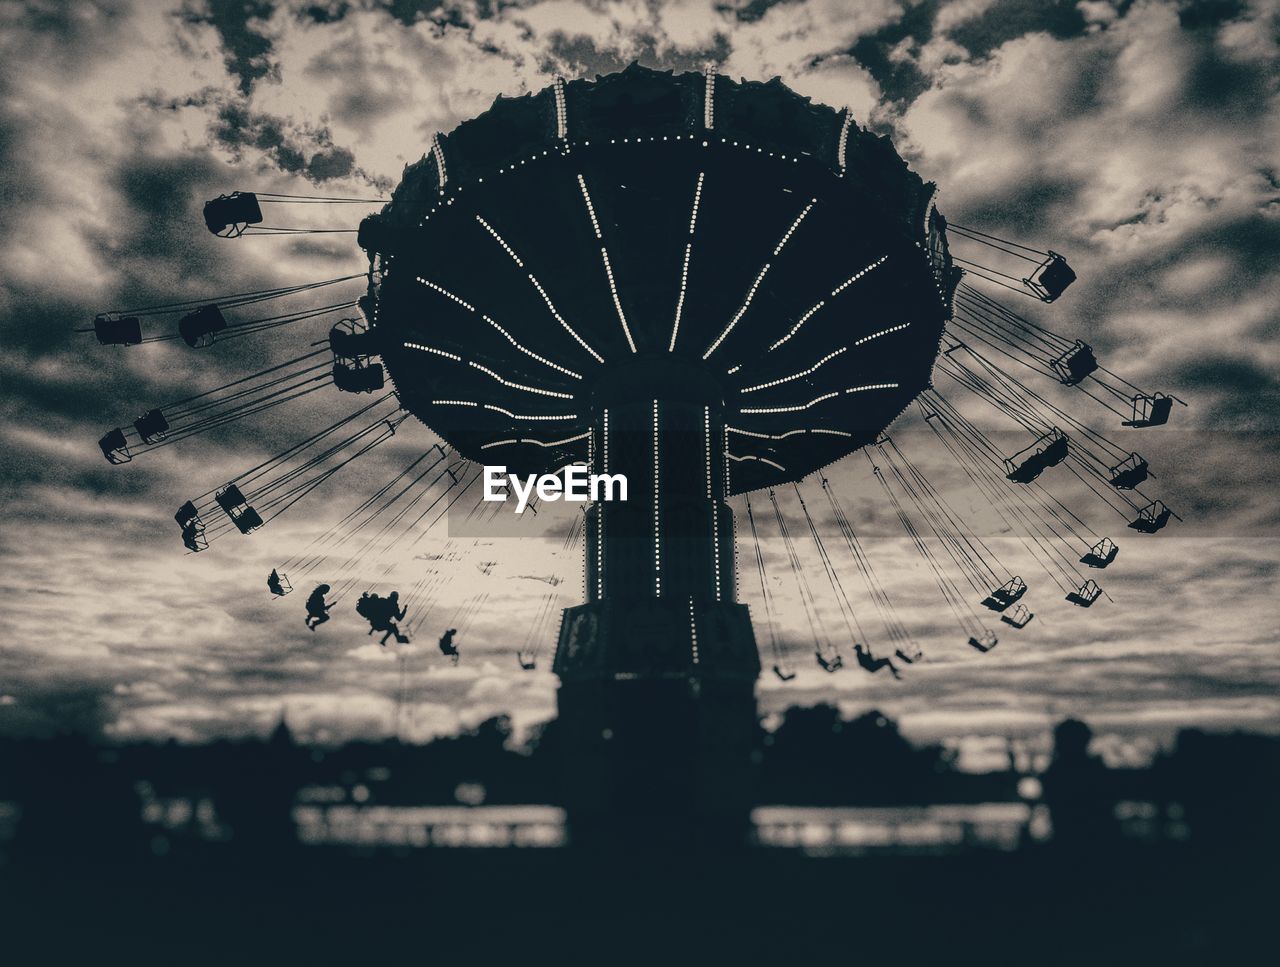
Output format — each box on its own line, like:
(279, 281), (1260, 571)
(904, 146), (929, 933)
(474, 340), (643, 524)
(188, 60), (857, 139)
(86, 65), (1184, 682)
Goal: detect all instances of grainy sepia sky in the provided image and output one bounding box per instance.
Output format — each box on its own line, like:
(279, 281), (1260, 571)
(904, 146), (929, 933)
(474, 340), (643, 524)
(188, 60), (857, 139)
(1, 0), (1277, 768)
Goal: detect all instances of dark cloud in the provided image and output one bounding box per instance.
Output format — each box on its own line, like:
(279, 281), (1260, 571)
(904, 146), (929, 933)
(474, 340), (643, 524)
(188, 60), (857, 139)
(179, 0), (281, 94)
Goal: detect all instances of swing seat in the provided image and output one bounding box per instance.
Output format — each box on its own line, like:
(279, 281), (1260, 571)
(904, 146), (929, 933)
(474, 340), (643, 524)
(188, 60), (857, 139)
(133, 408), (169, 444)
(1004, 429), (1068, 483)
(815, 652), (843, 673)
(181, 522), (207, 552)
(1128, 500), (1174, 534)
(772, 664), (796, 682)
(178, 305), (227, 348)
(894, 647), (922, 664)
(1000, 604), (1033, 628)
(1050, 340), (1097, 385)
(1066, 580), (1102, 607)
(517, 650), (537, 670)
(1122, 393), (1180, 428)
(203, 192), (263, 237)
(329, 321), (380, 361)
(967, 633), (998, 653)
(333, 361), (385, 393)
(1109, 453), (1149, 489)
(1024, 251), (1076, 302)
(230, 504), (263, 535)
(93, 314), (142, 346)
(267, 569), (292, 596)
(1080, 537), (1118, 568)
(982, 576), (1027, 612)
(98, 427), (131, 464)
(215, 483), (249, 514)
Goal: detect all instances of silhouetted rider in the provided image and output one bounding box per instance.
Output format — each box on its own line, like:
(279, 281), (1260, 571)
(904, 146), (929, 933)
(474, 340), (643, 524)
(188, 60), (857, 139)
(357, 591), (409, 645)
(854, 643), (901, 680)
(305, 584), (333, 631)
(438, 627), (460, 664)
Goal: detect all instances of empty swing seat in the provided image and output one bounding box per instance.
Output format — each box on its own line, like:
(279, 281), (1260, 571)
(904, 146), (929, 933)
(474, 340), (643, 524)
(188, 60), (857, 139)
(1129, 500), (1175, 534)
(329, 323), (380, 360)
(895, 647), (922, 664)
(1004, 429), (1069, 483)
(178, 305), (228, 348)
(517, 652), (537, 671)
(93, 314), (142, 346)
(229, 504), (263, 535)
(203, 192), (263, 236)
(1000, 604), (1034, 628)
(1066, 580), (1102, 607)
(967, 633), (998, 653)
(98, 427), (131, 464)
(1080, 537), (1118, 568)
(816, 652), (843, 673)
(1122, 392), (1180, 428)
(1108, 453), (1150, 489)
(1051, 340), (1098, 385)
(1024, 251), (1076, 302)
(772, 664), (797, 682)
(333, 360), (385, 393)
(214, 484), (248, 515)
(133, 408), (170, 443)
(982, 576), (1027, 612)
(267, 569), (292, 596)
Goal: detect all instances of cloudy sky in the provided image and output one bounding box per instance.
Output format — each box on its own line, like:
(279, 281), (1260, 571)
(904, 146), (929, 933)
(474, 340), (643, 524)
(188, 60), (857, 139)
(1, 0), (1277, 768)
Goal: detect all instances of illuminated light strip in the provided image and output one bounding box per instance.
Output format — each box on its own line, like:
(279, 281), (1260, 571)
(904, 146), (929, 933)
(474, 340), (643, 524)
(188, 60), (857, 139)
(703, 65), (716, 129)
(740, 391), (839, 415)
(727, 452), (787, 472)
(727, 364), (742, 374)
(726, 426), (852, 440)
(837, 109), (852, 173)
(845, 382), (899, 394)
(480, 314), (582, 380)
(475, 215), (523, 267)
(768, 300), (824, 351)
(480, 432), (590, 450)
(554, 76), (568, 139)
(832, 254), (889, 295)
(703, 262), (770, 359)
(773, 201), (816, 256)
(527, 276), (604, 364)
(468, 361), (574, 399)
(652, 400), (661, 597)
(483, 404), (577, 421)
(600, 248), (637, 353)
(597, 409), (608, 599)
(711, 503), (721, 600)
(432, 399), (479, 407)
(723, 425), (730, 498)
(669, 172), (705, 352)
(741, 347), (847, 393)
(576, 174), (602, 238)
(431, 134), (447, 187)
(417, 277), (474, 311)
(689, 598), (700, 663)
(704, 406), (713, 499)
(855, 321), (910, 346)
(404, 341), (461, 361)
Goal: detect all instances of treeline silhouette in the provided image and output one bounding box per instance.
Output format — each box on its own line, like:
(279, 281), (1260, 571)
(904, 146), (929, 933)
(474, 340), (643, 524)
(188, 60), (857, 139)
(1, 707), (1277, 862)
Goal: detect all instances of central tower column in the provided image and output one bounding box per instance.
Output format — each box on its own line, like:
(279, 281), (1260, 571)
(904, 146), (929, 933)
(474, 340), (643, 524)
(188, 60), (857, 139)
(552, 355), (760, 847)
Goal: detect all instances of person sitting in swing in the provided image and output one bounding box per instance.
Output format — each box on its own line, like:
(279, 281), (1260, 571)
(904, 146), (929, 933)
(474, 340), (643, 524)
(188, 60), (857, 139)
(304, 584), (333, 631)
(854, 643), (901, 680)
(438, 628), (460, 664)
(357, 591), (409, 645)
